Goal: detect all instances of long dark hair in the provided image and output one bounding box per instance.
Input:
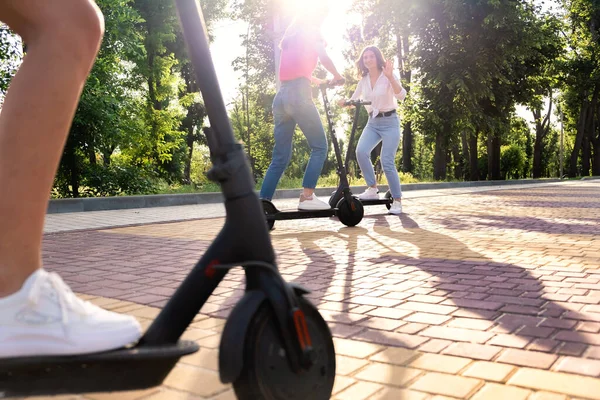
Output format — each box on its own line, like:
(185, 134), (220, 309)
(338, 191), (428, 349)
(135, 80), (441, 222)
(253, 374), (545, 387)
(356, 46), (385, 78)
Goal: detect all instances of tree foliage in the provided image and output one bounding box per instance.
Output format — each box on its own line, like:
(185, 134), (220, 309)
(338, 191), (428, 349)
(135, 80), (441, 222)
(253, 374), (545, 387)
(3, 0), (598, 198)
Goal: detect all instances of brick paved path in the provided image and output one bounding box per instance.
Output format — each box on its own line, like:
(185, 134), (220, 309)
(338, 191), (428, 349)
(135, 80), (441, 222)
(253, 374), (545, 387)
(30, 180), (600, 399)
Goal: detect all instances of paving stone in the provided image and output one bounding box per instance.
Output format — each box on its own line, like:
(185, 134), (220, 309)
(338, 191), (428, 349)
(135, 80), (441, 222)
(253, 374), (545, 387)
(354, 362), (424, 386)
(409, 372), (483, 398)
(446, 317), (495, 331)
(507, 368), (600, 399)
(461, 361), (516, 382)
(335, 355), (370, 375)
(369, 347), (421, 365)
(333, 338), (385, 358)
(368, 387), (429, 400)
(333, 381), (384, 400)
(417, 339), (453, 354)
(470, 383), (531, 400)
(420, 326), (494, 344)
(163, 364), (229, 397)
(407, 353), (473, 374)
(528, 392), (568, 400)
(554, 356), (600, 377)
(443, 342), (502, 361)
(496, 349), (558, 369)
(404, 312), (452, 325)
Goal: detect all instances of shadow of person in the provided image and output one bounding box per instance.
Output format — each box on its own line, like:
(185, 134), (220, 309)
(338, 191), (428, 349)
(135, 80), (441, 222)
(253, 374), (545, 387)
(214, 211), (590, 357)
(356, 213), (590, 355)
(431, 213), (600, 236)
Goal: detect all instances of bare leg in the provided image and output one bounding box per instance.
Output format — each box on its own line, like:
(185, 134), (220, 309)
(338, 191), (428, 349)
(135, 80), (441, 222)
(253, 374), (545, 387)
(0, 0), (104, 297)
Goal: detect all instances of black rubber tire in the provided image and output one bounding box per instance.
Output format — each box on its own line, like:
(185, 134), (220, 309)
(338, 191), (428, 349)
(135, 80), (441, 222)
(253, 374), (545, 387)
(232, 297), (336, 400)
(336, 196), (364, 227)
(384, 190), (392, 210)
(261, 200), (276, 231)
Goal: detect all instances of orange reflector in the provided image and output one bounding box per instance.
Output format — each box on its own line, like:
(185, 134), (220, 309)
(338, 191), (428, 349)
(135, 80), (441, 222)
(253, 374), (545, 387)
(293, 309), (312, 349)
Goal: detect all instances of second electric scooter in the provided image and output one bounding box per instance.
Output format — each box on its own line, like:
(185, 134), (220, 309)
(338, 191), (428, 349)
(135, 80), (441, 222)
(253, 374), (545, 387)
(262, 82), (365, 230)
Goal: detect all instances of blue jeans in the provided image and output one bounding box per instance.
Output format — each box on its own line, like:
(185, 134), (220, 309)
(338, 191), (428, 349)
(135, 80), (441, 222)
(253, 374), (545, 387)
(356, 114), (402, 199)
(260, 78), (328, 200)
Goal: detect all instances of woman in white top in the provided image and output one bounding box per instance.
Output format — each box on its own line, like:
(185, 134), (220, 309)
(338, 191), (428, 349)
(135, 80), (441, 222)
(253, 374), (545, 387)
(339, 46), (407, 214)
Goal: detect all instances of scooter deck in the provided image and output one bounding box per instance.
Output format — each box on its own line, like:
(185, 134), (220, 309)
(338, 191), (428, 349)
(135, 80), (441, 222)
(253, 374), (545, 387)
(0, 340), (199, 397)
(359, 197), (393, 207)
(266, 208), (337, 221)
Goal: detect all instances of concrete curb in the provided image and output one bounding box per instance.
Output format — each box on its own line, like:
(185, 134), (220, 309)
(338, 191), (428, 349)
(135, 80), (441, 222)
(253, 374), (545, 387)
(46, 178), (571, 214)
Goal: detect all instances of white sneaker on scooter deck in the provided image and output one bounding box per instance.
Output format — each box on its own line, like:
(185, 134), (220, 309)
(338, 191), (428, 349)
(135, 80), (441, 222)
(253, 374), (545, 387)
(0, 268), (142, 358)
(358, 186), (379, 200)
(298, 194), (331, 211)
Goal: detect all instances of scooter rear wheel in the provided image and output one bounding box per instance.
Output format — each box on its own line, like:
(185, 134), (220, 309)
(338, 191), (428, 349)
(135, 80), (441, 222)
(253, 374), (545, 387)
(336, 196), (364, 227)
(232, 297), (336, 400)
(261, 200), (276, 231)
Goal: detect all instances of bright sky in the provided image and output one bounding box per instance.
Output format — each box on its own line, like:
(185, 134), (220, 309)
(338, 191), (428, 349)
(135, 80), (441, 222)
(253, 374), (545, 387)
(210, 0), (360, 106)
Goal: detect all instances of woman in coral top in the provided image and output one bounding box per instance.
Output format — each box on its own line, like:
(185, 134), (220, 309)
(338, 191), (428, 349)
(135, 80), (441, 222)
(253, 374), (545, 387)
(259, 6), (345, 211)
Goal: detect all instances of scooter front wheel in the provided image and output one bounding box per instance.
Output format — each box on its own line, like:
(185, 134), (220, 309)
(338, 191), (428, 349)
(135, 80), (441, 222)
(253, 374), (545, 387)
(232, 297), (336, 400)
(336, 196), (364, 227)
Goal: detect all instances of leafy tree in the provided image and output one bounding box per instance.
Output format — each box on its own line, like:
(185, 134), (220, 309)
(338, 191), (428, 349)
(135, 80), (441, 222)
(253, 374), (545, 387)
(0, 24), (22, 103)
(562, 0), (600, 177)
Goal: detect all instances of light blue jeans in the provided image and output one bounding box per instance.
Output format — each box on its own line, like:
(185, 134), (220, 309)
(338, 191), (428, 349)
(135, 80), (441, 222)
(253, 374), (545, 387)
(356, 114), (402, 199)
(260, 78), (328, 200)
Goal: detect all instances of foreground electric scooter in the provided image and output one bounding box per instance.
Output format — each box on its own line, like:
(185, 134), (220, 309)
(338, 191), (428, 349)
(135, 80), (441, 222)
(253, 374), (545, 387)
(262, 83), (365, 230)
(0, 1), (336, 399)
(340, 100), (394, 210)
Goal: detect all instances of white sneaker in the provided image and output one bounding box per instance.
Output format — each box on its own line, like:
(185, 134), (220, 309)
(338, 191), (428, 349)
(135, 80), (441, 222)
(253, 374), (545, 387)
(298, 194), (331, 210)
(388, 200), (402, 215)
(358, 186), (379, 200)
(0, 269), (142, 358)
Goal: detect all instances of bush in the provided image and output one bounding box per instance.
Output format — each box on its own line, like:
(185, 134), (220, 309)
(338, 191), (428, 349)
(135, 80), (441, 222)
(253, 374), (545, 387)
(501, 144), (526, 180)
(80, 163), (158, 197)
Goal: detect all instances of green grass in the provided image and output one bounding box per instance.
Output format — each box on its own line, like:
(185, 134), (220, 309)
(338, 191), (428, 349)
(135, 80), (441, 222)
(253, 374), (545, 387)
(154, 170), (424, 195)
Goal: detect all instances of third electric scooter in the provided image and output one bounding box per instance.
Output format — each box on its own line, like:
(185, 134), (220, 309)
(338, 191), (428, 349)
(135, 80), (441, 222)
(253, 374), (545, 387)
(339, 99), (394, 210)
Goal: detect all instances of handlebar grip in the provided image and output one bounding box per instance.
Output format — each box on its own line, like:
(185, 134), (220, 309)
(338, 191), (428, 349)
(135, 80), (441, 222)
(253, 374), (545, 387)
(320, 78), (346, 89)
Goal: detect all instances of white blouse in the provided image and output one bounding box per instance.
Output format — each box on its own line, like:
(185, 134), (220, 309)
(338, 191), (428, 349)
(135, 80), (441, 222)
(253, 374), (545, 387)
(350, 72), (407, 117)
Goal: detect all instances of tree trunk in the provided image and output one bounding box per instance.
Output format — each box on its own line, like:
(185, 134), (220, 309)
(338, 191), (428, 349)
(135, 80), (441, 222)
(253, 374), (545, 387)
(468, 131), (479, 181)
(593, 102), (600, 176)
(487, 131), (501, 180)
(452, 143), (462, 180)
(461, 130), (470, 180)
(532, 95), (552, 178)
(401, 122), (413, 173)
(582, 119), (592, 177)
(182, 64), (196, 185)
(582, 87), (598, 177)
(183, 124), (194, 184)
(434, 124), (448, 180)
(570, 89), (589, 177)
(525, 130), (533, 178)
(397, 34), (413, 174)
(64, 138), (79, 198)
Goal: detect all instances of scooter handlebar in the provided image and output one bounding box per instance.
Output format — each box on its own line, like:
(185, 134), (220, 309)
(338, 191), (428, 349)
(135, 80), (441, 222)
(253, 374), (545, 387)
(319, 78), (346, 89)
(344, 100), (372, 106)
